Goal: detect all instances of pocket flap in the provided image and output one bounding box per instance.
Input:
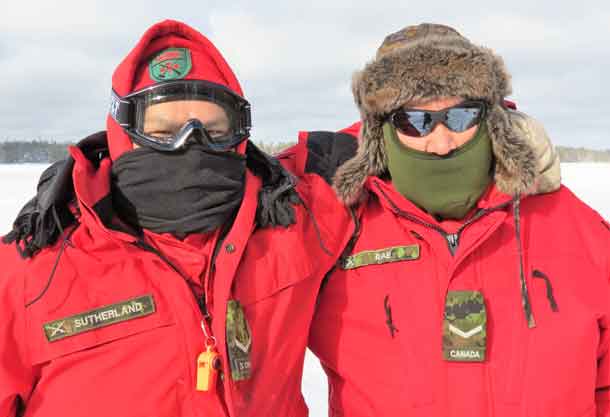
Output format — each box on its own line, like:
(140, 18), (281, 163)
(28, 293), (175, 364)
(233, 241), (315, 305)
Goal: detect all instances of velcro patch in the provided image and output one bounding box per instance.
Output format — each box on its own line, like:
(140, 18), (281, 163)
(341, 245), (420, 270)
(226, 300), (252, 381)
(442, 290), (487, 362)
(43, 295), (156, 342)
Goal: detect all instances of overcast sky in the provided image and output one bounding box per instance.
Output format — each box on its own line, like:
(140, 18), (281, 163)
(1, 0), (608, 149)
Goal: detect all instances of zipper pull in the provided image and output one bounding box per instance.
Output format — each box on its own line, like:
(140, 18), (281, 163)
(197, 296), (208, 317)
(446, 233), (459, 256)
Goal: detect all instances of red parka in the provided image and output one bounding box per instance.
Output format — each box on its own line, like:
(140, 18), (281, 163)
(315, 23), (608, 416)
(309, 172), (610, 417)
(0, 20), (355, 417)
(0, 137), (353, 417)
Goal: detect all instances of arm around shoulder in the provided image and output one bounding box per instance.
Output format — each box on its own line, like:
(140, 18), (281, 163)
(278, 126), (359, 184)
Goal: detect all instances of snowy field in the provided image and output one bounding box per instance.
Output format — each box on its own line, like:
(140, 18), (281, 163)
(0, 162), (608, 416)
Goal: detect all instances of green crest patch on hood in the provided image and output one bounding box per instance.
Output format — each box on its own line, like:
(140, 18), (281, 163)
(149, 47), (192, 82)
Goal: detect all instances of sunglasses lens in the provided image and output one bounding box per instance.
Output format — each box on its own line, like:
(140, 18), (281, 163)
(392, 111), (432, 137)
(445, 105), (484, 132)
(391, 102), (486, 138)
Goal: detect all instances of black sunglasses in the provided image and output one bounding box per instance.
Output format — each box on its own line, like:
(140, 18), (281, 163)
(389, 100), (487, 138)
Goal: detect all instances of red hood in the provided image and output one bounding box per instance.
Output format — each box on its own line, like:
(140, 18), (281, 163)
(67, 146), (137, 250)
(107, 20), (247, 160)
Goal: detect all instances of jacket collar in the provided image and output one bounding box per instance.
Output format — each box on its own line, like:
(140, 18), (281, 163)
(365, 176), (514, 224)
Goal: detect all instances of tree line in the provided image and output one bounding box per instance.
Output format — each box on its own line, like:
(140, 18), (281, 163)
(556, 147), (610, 163)
(0, 141), (69, 163)
(0, 140), (608, 163)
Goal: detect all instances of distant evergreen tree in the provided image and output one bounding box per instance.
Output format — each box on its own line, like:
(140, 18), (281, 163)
(1, 140), (609, 163)
(557, 146), (610, 162)
(0, 141), (70, 163)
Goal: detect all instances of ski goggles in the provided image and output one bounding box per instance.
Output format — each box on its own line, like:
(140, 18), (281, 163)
(110, 80), (251, 151)
(389, 100), (487, 138)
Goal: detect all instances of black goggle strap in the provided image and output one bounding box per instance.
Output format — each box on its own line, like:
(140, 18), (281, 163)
(239, 102), (252, 136)
(109, 90), (133, 127)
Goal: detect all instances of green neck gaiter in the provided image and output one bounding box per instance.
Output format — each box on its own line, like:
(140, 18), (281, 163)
(383, 122), (493, 220)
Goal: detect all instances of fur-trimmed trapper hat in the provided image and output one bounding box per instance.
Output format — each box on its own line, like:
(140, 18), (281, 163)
(334, 23), (538, 206)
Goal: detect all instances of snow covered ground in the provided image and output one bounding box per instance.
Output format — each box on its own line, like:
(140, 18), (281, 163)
(561, 163), (610, 220)
(0, 162), (608, 416)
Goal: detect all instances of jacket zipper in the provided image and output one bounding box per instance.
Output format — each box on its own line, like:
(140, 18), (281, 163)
(446, 233), (459, 255)
(205, 221), (234, 314)
(373, 181), (512, 256)
(135, 238), (229, 402)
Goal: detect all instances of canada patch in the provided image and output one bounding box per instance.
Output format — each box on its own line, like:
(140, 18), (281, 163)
(149, 48), (192, 82)
(442, 290), (487, 362)
(43, 295), (156, 342)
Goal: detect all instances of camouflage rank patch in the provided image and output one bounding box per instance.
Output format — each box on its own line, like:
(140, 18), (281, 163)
(442, 290), (487, 362)
(226, 300), (252, 381)
(43, 295), (156, 342)
(341, 245), (420, 270)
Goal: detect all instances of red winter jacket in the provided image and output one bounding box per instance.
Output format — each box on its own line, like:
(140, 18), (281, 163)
(1, 18), (356, 417)
(309, 174), (610, 417)
(0, 139), (353, 417)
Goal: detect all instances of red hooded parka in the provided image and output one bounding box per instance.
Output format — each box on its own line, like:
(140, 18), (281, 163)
(309, 166), (610, 417)
(0, 20), (354, 417)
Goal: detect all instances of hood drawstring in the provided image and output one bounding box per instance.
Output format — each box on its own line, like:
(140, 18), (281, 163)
(513, 196), (536, 329)
(25, 226), (76, 308)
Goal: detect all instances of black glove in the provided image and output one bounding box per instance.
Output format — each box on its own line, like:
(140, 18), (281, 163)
(246, 141), (301, 228)
(304, 131), (358, 185)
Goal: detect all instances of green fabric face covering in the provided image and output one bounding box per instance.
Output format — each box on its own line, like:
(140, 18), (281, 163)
(383, 122), (493, 220)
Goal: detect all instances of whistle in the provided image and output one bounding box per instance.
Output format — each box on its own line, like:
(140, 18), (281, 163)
(196, 345), (220, 392)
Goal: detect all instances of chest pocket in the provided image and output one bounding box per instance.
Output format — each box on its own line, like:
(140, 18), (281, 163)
(24, 288), (184, 417)
(491, 255), (601, 417)
(314, 243), (436, 412)
(27, 292), (176, 365)
(522, 256), (601, 417)
(232, 229), (316, 306)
